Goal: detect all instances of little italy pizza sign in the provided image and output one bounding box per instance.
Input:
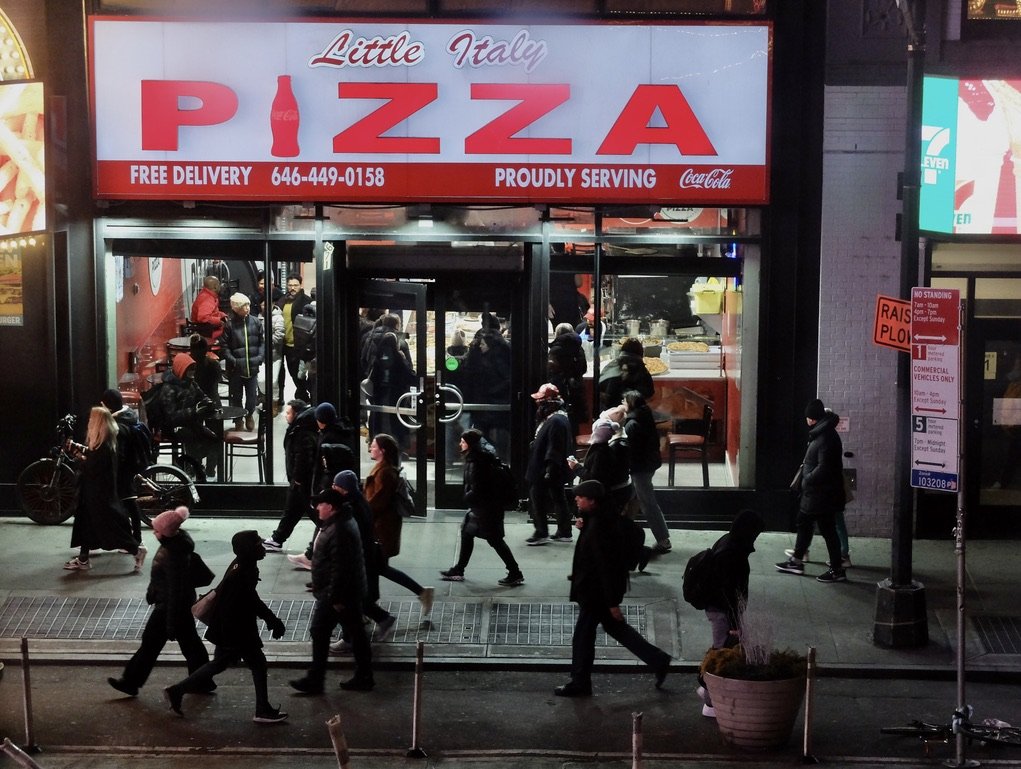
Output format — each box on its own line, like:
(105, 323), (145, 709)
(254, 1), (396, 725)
(89, 18), (772, 204)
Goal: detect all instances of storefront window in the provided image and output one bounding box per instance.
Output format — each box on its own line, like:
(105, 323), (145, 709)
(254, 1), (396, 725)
(107, 250), (314, 487)
(554, 257), (743, 489)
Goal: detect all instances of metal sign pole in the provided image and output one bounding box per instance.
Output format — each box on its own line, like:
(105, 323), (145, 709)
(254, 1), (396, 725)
(947, 299), (977, 769)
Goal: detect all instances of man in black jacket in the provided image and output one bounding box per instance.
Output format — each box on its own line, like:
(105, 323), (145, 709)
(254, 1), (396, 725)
(775, 398), (847, 583)
(554, 480), (670, 697)
(290, 488), (372, 694)
(263, 400), (317, 554)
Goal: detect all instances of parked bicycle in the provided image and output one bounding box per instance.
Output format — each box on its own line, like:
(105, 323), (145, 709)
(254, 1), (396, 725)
(882, 705), (1021, 754)
(16, 414), (200, 527)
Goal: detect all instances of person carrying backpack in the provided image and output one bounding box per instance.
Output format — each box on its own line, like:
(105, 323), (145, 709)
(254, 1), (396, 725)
(694, 508), (764, 718)
(101, 388), (152, 542)
(439, 429), (524, 587)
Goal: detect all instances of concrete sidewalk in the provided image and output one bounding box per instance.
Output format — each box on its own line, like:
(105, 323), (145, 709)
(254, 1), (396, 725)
(0, 510), (1010, 674)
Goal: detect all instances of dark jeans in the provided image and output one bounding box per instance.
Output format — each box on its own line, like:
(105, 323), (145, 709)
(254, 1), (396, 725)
(528, 480), (571, 537)
(171, 643), (271, 713)
(570, 603), (670, 687)
(792, 508), (843, 569)
(378, 557), (423, 596)
(454, 514), (520, 574)
(228, 373), (259, 417)
(270, 484), (314, 546)
(307, 600), (371, 684)
(281, 345), (309, 402)
(120, 604), (209, 688)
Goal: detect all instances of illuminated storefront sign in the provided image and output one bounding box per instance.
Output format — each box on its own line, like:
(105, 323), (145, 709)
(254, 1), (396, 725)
(89, 18), (772, 204)
(920, 75), (1021, 235)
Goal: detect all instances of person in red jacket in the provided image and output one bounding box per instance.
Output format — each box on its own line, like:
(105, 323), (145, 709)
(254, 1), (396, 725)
(190, 276), (227, 341)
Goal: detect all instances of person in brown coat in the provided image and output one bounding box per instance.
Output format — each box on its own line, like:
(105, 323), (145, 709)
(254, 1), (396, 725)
(362, 433), (433, 638)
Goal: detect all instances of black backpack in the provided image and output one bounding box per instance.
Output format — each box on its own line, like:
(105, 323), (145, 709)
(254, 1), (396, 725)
(617, 515), (646, 572)
(141, 383), (166, 436)
(292, 312), (316, 362)
(682, 547), (717, 610)
(121, 420), (155, 476)
(487, 458), (519, 509)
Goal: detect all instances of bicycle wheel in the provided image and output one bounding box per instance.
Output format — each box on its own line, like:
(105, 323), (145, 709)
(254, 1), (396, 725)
(134, 464), (199, 527)
(174, 453), (206, 483)
(962, 723), (1021, 746)
(17, 459), (78, 525)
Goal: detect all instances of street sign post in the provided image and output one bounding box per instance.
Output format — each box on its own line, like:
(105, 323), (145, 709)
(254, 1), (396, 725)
(910, 287), (961, 492)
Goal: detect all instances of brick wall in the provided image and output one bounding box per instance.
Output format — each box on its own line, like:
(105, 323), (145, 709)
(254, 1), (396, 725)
(819, 85), (906, 538)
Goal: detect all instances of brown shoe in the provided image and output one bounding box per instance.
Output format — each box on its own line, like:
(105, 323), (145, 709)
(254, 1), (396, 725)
(233, 418), (244, 431)
(245, 414), (255, 432)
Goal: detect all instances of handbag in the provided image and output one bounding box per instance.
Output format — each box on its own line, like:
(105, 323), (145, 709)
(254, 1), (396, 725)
(191, 588), (218, 624)
(189, 552), (215, 588)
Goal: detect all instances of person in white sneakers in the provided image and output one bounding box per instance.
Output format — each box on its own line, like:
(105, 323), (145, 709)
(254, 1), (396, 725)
(63, 406), (146, 573)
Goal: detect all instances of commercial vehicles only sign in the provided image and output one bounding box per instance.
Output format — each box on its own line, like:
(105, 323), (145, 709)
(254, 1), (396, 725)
(88, 18), (771, 204)
(910, 287), (961, 492)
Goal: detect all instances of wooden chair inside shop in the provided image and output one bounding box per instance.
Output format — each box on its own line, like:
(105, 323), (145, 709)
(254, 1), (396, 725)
(223, 406), (267, 482)
(667, 403), (714, 488)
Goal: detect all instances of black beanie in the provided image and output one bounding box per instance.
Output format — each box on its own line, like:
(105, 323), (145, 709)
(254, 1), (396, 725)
(231, 529), (264, 560)
(805, 398), (826, 420)
(100, 388), (123, 412)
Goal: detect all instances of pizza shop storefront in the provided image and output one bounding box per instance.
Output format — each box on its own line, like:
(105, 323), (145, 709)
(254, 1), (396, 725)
(9, 11), (825, 529)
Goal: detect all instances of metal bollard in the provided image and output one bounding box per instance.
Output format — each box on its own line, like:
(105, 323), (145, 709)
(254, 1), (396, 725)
(326, 714), (351, 769)
(801, 645), (818, 764)
(20, 637), (38, 753)
(631, 711), (643, 769)
(406, 640), (427, 758)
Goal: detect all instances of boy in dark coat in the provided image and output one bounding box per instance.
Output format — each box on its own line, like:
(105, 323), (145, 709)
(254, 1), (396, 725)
(697, 508), (764, 717)
(263, 399), (318, 553)
(163, 530), (287, 723)
(554, 480), (670, 697)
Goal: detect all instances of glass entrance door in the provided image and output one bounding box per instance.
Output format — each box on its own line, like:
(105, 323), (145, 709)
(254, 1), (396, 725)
(970, 321), (1021, 522)
(355, 275), (517, 512)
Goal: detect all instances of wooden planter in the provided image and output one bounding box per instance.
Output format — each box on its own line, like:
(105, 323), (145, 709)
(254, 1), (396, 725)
(703, 672), (806, 750)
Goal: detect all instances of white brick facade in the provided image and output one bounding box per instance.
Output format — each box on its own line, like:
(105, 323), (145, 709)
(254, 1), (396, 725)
(819, 85), (907, 537)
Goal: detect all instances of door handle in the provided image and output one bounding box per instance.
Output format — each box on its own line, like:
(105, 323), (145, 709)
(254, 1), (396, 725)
(436, 383), (465, 423)
(395, 389), (422, 430)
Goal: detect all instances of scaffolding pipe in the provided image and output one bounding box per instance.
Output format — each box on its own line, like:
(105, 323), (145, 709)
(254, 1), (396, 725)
(1, 738), (44, 769)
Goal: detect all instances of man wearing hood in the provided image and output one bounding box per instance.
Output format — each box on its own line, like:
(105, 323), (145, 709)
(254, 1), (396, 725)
(157, 353), (218, 473)
(776, 399), (848, 583)
(696, 508), (764, 718)
(599, 337), (655, 414)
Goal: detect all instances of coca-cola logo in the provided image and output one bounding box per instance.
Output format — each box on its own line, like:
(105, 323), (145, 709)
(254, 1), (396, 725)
(678, 168), (733, 189)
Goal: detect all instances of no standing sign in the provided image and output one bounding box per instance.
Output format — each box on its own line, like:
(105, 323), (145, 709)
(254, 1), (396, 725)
(910, 287), (961, 492)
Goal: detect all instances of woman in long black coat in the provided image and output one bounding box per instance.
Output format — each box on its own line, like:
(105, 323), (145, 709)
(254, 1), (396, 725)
(64, 406), (145, 572)
(439, 429), (523, 585)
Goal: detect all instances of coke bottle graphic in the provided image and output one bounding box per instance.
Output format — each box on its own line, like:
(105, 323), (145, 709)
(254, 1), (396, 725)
(270, 75), (300, 157)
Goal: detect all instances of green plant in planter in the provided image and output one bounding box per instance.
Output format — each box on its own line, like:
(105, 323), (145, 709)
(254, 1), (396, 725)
(701, 644), (806, 681)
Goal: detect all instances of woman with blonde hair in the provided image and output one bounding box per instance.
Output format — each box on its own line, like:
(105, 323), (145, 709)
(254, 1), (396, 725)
(64, 406), (146, 572)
